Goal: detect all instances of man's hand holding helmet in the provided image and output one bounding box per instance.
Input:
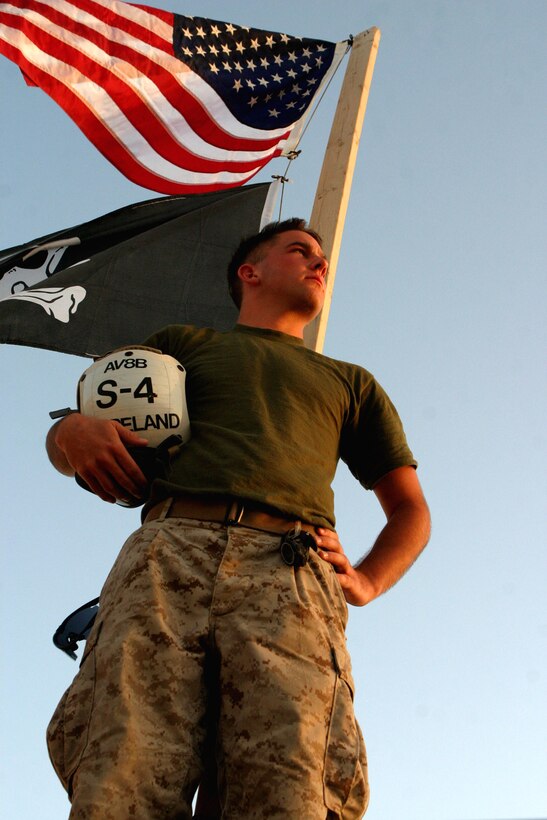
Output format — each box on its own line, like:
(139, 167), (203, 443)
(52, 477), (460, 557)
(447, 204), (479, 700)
(52, 413), (149, 504)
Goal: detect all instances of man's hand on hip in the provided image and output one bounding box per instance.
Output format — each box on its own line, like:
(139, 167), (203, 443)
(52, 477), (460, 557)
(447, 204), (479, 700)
(315, 529), (376, 607)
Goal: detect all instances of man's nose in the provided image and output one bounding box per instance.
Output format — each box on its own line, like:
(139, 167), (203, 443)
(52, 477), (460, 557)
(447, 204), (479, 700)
(311, 256), (328, 278)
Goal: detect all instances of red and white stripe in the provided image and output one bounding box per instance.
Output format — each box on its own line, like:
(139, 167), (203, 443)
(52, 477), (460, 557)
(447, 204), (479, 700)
(0, 0), (340, 193)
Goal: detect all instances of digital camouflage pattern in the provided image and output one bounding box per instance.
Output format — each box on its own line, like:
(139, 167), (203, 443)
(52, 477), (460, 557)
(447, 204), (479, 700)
(47, 517), (369, 818)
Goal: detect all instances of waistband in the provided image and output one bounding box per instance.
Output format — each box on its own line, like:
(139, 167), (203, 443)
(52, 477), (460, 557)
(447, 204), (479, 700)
(144, 494), (316, 537)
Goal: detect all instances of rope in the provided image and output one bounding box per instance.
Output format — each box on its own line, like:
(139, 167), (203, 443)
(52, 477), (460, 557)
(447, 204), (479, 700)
(271, 37), (353, 221)
(292, 37), (352, 149)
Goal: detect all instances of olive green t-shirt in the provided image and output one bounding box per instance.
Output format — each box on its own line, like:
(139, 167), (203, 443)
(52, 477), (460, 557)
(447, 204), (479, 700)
(143, 323), (416, 528)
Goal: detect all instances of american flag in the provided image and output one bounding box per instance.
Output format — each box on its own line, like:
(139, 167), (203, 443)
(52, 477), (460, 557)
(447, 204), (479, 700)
(0, 0), (346, 194)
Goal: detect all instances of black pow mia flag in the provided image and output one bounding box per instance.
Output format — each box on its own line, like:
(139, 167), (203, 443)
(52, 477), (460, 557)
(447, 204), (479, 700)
(0, 183), (271, 357)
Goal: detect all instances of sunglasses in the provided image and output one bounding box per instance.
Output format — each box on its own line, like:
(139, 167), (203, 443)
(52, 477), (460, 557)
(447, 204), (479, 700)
(53, 597), (100, 660)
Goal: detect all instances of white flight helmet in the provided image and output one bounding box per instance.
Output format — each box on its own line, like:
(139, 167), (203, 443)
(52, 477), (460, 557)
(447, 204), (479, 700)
(77, 345), (190, 446)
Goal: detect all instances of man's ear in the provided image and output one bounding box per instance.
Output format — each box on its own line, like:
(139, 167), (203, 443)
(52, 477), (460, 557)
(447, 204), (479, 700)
(237, 262), (260, 286)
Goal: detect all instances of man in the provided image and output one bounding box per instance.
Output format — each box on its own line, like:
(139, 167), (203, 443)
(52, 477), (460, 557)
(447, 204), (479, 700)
(46, 218), (430, 819)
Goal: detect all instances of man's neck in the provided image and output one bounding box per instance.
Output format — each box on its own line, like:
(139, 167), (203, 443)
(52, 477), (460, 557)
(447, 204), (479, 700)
(236, 306), (312, 339)
(235, 315), (305, 339)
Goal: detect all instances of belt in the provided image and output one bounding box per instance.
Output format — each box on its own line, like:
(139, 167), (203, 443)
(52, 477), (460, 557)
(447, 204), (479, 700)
(144, 494), (317, 537)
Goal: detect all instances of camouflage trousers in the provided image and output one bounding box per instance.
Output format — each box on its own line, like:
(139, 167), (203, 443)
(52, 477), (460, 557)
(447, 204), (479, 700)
(47, 515), (369, 818)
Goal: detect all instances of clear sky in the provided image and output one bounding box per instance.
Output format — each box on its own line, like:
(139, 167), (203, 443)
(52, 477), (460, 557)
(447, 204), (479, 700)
(1, 2), (545, 818)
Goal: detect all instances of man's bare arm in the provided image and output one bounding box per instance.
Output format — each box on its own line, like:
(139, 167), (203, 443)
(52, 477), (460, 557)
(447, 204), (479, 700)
(316, 466), (431, 606)
(46, 413), (149, 503)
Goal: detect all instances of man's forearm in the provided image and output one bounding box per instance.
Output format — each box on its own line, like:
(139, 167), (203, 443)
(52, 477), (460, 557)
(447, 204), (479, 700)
(316, 467), (430, 607)
(356, 499), (431, 600)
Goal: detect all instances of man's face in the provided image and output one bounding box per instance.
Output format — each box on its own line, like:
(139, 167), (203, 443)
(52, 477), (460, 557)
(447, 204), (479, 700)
(248, 230), (328, 318)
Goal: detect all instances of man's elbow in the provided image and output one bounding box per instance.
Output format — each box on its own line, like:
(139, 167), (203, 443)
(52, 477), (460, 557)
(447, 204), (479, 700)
(419, 499), (432, 547)
(397, 495), (431, 550)
(46, 420), (75, 477)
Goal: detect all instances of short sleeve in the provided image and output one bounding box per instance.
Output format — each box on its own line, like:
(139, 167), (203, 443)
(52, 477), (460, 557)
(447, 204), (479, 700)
(339, 375), (417, 490)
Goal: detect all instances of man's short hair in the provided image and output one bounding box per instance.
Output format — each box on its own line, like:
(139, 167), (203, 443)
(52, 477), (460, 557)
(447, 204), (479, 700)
(227, 218), (323, 309)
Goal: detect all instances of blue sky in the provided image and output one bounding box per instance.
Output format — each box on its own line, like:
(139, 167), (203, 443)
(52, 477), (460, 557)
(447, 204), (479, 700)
(1, 1), (546, 818)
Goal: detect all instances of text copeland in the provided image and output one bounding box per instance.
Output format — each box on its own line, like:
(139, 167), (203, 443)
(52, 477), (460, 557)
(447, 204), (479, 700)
(113, 413), (182, 432)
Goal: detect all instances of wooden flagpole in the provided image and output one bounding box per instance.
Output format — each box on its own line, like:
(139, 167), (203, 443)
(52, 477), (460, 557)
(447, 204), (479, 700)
(304, 27), (381, 352)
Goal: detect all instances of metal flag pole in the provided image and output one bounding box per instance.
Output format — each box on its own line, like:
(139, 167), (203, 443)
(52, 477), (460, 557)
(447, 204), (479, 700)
(304, 27), (381, 352)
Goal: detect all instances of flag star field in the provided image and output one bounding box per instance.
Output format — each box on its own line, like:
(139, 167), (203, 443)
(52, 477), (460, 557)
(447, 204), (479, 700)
(173, 14), (337, 128)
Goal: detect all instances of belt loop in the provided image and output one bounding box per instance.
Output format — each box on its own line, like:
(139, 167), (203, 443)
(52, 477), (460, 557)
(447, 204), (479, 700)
(226, 500), (244, 526)
(156, 497), (174, 522)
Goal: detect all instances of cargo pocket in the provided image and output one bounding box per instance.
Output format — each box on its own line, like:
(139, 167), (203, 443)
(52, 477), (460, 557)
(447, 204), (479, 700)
(323, 646), (369, 818)
(46, 620), (102, 795)
(306, 550), (349, 632)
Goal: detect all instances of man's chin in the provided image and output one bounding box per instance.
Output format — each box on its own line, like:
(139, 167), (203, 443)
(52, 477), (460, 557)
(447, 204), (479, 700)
(305, 293), (326, 320)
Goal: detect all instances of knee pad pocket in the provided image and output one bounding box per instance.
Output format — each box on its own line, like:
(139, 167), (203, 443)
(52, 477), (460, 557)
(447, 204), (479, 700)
(46, 620), (103, 795)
